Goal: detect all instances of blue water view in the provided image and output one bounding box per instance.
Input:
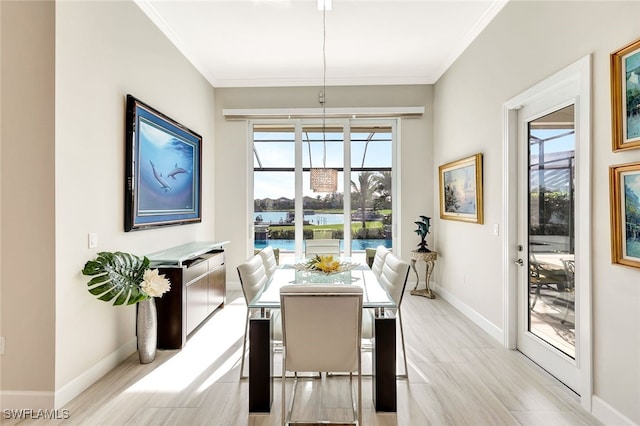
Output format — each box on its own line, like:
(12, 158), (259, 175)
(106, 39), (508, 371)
(254, 210), (391, 251)
(255, 239), (392, 252)
(254, 211), (343, 225)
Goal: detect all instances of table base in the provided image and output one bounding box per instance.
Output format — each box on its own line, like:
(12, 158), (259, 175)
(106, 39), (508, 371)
(249, 316), (273, 413)
(248, 313), (397, 413)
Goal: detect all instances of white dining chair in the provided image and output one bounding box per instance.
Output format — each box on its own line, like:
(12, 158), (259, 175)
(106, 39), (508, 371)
(257, 246), (278, 278)
(304, 239), (340, 257)
(279, 284), (363, 425)
(371, 245), (390, 278)
(237, 254), (281, 379)
(362, 251), (411, 378)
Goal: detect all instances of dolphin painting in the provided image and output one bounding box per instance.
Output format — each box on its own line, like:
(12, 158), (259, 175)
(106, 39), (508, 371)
(149, 161), (171, 192)
(167, 163), (188, 180)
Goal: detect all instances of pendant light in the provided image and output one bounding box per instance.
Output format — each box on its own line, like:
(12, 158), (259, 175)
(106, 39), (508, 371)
(310, 0), (338, 193)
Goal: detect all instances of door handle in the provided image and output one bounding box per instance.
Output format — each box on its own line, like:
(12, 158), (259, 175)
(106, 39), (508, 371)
(514, 258), (524, 266)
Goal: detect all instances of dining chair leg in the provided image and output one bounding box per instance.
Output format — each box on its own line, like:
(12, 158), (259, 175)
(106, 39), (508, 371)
(358, 352), (362, 424)
(281, 354), (286, 426)
(398, 308), (408, 378)
(239, 310), (250, 380)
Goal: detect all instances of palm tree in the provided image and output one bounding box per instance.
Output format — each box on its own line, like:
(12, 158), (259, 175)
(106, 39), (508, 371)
(372, 171), (392, 210)
(351, 171), (376, 231)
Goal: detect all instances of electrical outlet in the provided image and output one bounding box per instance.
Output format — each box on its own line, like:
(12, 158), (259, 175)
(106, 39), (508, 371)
(0, 337), (5, 355)
(88, 233), (98, 249)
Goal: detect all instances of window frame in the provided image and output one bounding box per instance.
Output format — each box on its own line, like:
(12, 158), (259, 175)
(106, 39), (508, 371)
(248, 118), (398, 259)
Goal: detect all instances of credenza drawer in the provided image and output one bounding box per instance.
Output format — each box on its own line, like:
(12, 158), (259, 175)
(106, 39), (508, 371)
(184, 259), (210, 284)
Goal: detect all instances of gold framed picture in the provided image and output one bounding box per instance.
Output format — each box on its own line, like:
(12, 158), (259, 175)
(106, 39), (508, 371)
(611, 38), (640, 151)
(439, 153), (483, 224)
(610, 161), (640, 269)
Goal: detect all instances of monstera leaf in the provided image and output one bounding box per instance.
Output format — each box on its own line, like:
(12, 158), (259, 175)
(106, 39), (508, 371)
(82, 251), (150, 305)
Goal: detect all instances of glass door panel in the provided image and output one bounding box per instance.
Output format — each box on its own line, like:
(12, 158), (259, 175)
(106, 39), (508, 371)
(253, 121), (395, 265)
(253, 125), (296, 257)
(302, 126), (345, 256)
(527, 105), (576, 359)
(350, 126), (393, 258)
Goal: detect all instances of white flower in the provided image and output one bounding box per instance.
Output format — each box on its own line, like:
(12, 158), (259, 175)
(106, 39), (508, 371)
(140, 269), (171, 297)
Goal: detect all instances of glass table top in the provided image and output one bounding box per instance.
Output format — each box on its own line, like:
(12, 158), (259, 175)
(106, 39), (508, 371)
(248, 264), (396, 310)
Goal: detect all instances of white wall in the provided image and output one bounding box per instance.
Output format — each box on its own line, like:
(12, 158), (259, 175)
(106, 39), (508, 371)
(7, 1), (637, 422)
(1, 0), (217, 409)
(213, 85), (434, 287)
(434, 1), (640, 423)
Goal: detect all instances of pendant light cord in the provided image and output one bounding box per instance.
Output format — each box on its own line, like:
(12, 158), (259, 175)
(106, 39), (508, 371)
(322, 2), (327, 168)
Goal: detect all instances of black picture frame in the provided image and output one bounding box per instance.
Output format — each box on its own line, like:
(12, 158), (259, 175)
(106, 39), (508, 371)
(125, 95), (202, 232)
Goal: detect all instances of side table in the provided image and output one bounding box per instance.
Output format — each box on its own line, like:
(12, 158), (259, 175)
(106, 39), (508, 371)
(410, 250), (438, 299)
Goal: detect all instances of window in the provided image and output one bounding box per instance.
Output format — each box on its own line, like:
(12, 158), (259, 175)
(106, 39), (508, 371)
(253, 120), (395, 264)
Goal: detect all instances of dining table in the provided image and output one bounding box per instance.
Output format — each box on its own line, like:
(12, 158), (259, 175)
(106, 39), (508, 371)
(247, 263), (398, 414)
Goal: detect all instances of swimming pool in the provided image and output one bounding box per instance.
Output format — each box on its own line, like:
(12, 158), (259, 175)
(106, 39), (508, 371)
(255, 239), (392, 251)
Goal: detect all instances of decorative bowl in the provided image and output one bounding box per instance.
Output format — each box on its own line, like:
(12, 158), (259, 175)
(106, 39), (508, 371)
(293, 255), (359, 275)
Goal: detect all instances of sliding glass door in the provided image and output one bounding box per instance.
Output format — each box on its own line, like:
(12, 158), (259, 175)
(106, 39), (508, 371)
(252, 120), (395, 264)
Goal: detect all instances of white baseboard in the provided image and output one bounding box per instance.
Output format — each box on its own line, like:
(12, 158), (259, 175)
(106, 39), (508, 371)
(433, 283), (504, 343)
(592, 395), (638, 425)
(54, 338), (137, 409)
(1, 339), (136, 411)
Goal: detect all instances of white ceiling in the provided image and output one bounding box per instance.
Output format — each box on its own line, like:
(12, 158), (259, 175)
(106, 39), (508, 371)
(135, 0), (509, 88)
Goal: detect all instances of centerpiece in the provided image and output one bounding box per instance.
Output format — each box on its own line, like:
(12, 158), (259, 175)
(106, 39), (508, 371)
(293, 255), (359, 283)
(81, 251), (171, 364)
(295, 254), (359, 274)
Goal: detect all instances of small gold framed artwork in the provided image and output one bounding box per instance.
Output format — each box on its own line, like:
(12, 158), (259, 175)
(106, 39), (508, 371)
(610, 161), (640, 269)
(439, 153), (483, 224)
(611, 38), (640, 151)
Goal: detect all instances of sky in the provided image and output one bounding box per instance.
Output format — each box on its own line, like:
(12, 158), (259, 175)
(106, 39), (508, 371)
(253, 126), (575, 200)
(254, 130), (391, 199)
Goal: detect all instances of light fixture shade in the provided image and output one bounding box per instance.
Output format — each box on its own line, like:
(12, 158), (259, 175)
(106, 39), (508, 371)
(310, 168), (338, 192)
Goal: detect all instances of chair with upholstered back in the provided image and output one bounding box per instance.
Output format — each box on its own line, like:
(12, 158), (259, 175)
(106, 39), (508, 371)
(257, 246), (278, 278)
(279, 284), (363, 425)
(237, 254), (281, 379)
(371, 245), (390, 278)
(304, 239), (340, 257)
(362, 251), (411, 377)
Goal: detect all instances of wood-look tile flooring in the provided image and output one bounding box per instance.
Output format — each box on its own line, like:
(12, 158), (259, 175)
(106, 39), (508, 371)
(7, 292), (602, 425)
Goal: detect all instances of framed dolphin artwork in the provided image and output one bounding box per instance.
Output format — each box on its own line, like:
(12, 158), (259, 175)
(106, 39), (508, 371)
(125, 94), (202, 232)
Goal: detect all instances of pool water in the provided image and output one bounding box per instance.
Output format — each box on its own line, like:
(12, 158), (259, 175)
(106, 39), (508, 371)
(255, 239), (392, 252)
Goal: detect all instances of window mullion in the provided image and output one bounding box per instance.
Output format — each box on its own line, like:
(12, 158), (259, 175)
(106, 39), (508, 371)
(343, 122), (352, 257)
(294, 121), (303, 258)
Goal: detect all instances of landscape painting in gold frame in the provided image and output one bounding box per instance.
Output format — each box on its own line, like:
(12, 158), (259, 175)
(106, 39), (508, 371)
(611, 37), (640, 151)
(610, 161), (640, 269)
(439, 153), (483, 224)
